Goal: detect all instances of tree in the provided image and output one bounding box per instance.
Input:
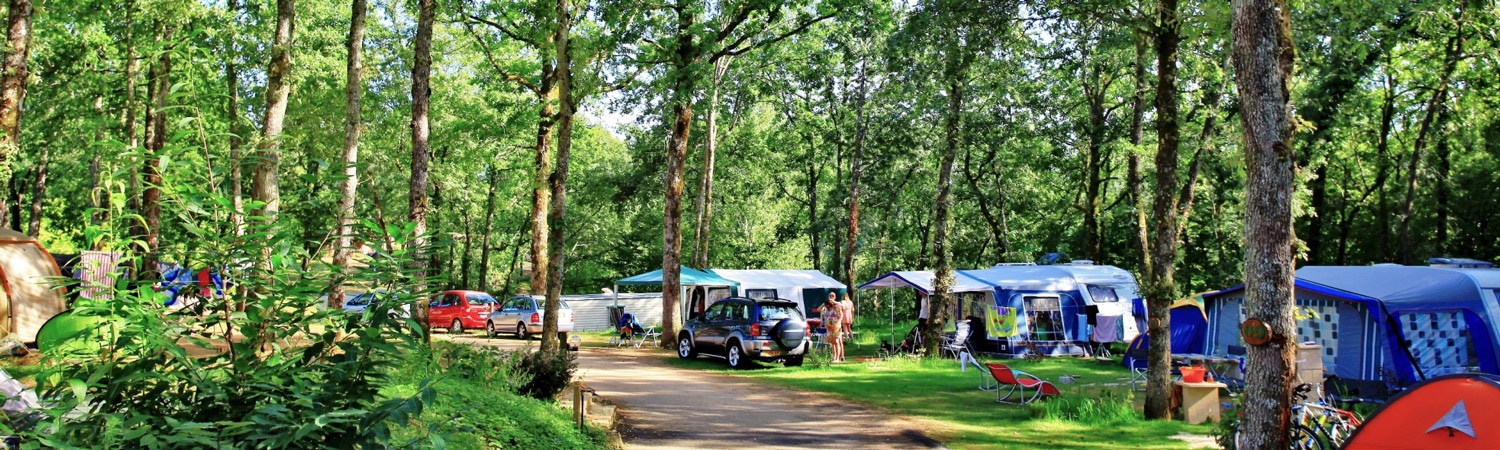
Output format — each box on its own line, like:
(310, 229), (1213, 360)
(330, 0), (368, 308)
(410, 0), (435, 343)
(651, 0), (832, 349)
(1143, 0), (1183, 419)
(0, 0), (33, 228)
(140, 23), (173, 281)
(1231, 0), (1297, 446)
(251, 0), (295, 221)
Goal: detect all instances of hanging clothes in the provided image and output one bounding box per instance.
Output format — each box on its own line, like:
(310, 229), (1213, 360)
(987, 303), (1020, 338)
(1093, 315), (1123, 343)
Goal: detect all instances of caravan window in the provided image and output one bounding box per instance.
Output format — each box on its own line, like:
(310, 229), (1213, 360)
(745, 289), (778, 299)
(1088, 286), (1120, 303)
(1025, 295), (1065, 341)
(1398, 311), (1480, 377)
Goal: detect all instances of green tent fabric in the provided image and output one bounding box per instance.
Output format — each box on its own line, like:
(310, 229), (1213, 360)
(616, 266), (738, 287)
(36, 310), (114, 356)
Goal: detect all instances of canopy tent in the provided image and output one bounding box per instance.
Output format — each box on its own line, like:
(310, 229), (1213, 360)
(858, 270), (992, 346)
(615, 266), (738, 286)
(1202, 265), (1500, 388)
(1343, 373), (1500, 450)
(0, 228), (68, 342)
(708, 269), (845, 315)
(612, 266), (738, 328)
(857, 271), (991, 295)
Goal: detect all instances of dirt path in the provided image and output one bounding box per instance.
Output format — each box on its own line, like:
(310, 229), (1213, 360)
(444, 334), (943, 449)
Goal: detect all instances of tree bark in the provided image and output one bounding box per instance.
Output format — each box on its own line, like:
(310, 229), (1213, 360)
(541, 0), (574, 354)
(1143, 0), (1182, 420)
(227, 0), (244, 236)
(1081, 65), (1109, 262)
(529, 112), (555, 295)
(926, 75), (964, 356)
(1128, 31), (1150, 277)
(409, 0), (435, 344)
(692, 57), (730, 268)
(845, 34), (869, 295)
(140, 26), (172, 281)
(24, 127), (43, 237)
(478, 164), (500, 292)
(1400, 13), (1464, 265)
(1231, 0), (1297, 446)
(252, 0), (295, 222)
(330, 0), (366, 308)
(0, 0), (33, 228)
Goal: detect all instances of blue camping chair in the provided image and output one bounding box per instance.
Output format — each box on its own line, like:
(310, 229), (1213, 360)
(612, 313), (658, 348)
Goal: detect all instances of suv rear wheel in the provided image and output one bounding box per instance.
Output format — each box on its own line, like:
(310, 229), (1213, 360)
(677, 334), (697, 359)
(727, 340), (749, 369)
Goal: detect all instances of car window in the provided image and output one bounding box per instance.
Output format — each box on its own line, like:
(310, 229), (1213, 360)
(345, 292), (369, 306)
(704, 303), (727, 321)
(429, 295), (441, 307)
(558, 300), (570, 310)
(759, 303), (803, 321)
(504, 298), (523, 310)
(466, 293), (497, 307)
(735, 303), (752, 320)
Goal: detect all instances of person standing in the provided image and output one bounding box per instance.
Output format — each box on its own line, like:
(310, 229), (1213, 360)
(818, 293), (845, 363)
(839, 292), (855, 342)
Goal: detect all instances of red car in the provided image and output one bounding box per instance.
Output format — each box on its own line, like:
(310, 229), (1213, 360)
(428, 290), (499, 334)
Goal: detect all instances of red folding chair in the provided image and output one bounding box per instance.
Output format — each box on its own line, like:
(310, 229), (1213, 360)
(986, 363), (1061, 404)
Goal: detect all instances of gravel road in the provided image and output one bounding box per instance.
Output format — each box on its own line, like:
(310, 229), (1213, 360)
(443, 333), (944, 449)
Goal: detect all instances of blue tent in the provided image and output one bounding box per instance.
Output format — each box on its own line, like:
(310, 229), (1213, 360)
(1202, 265), (1500, 386)
(959, 266), (1091, 356)
(1170, 298), (1209, 355)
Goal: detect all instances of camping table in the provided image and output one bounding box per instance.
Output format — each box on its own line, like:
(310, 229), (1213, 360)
(1172, 354), (1238, 382)
(1175, 380), (1227, 424)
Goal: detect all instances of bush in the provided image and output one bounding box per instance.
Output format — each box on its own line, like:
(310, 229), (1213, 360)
(515, 348), (578, 400)
(1028, 388), (1137, 424)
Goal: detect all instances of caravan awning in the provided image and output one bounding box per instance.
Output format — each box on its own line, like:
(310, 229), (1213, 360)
(708, 269), (846, 289)
(615, 266), (738, 287)
(857, 271), (990, 295)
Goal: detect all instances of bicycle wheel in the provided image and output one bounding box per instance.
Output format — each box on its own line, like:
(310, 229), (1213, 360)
(1290, 424), (1327, 450)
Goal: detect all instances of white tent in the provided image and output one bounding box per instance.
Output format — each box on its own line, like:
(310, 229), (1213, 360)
(858, 270), (992, 295)
(707, 269), (846, 315)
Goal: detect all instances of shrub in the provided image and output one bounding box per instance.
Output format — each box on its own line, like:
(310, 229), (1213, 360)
(1028, 388), (1137, 424)
(515, 348), (578, 400)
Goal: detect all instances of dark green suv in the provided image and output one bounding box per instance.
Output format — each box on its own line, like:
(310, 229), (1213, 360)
(676, 297), (810, 368)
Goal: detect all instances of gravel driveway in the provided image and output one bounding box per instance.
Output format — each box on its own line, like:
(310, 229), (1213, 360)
(443, 334), (943, 449)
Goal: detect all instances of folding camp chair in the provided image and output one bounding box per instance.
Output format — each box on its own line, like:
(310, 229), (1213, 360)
(941, 320), (976, 360)
(986, 363), (1061, 404)
(1127, 346), (1149, 391)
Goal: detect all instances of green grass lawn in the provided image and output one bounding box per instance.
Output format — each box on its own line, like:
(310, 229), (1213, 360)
(664, 336), (1218, 450)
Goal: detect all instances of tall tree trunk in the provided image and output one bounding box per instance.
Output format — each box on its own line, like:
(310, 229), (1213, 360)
(460, 212), (473, 289)
(541, 0), (573, 354)
(1231, 0), (1297, 446)
(227, 0), (244, 236)
(503, 219), (525, 296)
(252, 0), (295, 221)
(140, 27), (172, 281)
(1434, 114), (1451, 251)
(409, 0), (435, 344)
(529, 113), (555, 294)
(662, 96), (693, 348)
(925, 76), (964, 356)
(330, 0), (366, 308)
(0, 0), (33, 228)
(1128, 32), (1150, 277)
(1400, 14), (1464, 264)
(123, 4), (140, 219)
(478, 164), (500, 292)
(24, 128), (44, 237)
(1082, 71), (1108, 262)
(692, 57), (730, 268)
(805, 142), (820, 270)
(1143, 0), (1182, 420)
(845, 36), (868, 294)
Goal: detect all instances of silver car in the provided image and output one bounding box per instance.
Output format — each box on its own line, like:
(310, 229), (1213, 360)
(486, 295), (574, 342)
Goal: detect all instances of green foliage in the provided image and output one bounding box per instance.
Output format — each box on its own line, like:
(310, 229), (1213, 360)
(386, 343), (607, 450)
(1027, 388), (1138, 424)
(514, 348), (579, 401)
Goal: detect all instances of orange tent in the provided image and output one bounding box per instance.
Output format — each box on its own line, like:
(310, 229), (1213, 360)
(1343, 373), (1500, 450)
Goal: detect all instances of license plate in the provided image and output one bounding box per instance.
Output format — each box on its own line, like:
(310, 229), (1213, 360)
(761, 350), (780, 357)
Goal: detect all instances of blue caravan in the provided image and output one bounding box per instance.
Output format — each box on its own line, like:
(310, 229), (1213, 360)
(1202, 265), (1500, 394)
(958, 263), (1144, 357)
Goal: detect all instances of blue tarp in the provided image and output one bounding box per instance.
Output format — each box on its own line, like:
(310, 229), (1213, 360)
(1170, 301), (1208, 355)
